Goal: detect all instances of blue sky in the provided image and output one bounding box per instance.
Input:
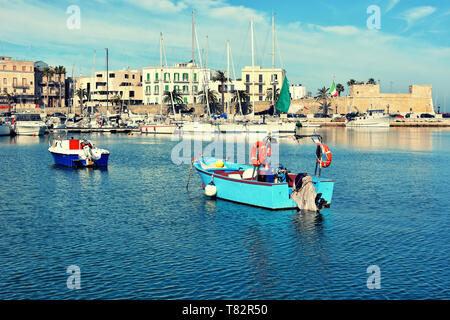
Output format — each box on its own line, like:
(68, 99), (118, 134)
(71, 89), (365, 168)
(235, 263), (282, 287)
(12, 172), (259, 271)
(1, 0), (449, 111)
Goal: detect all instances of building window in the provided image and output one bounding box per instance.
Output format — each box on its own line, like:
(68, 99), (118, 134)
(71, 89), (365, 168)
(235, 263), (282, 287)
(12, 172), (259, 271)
(259, 85), (263, 93)
(30, 66), (32, 72)
(182, 73), (188, 82)
(246, 74), (250, 83)
(13, 66), (16, 71)
(259, 74), (263, 83)
(154, 85), (159, 95)
(165, 85), (169, 91)
(193, 85), (198, 93)
(125, 74), (129, 79)
(129, 91), (134, 98)
(22, 66), (26, 71)
(184, 97), (188, 104)
(155, 73), (159, 81)
(3, 78), (6, 85)
(164, 73), (170, 81)
(183, 85), (188, 93)
(174, 73), (180, 82)
(132, 75), (135, 79)
(146, 86), (151, 94)
(109, 73), (115, 78)
(246, 85), (249, 93)
(147, 73), (150, 81)
(259, 96), (263, 101)
(194, 73), (197, 82)
(97, 74), (102, 77)
(174, 85), (179, 92)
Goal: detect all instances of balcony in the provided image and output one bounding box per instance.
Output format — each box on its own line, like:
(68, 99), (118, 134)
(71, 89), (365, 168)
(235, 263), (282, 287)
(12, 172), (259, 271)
(244, 81), (265, 85)
(13, 84), (30, 89)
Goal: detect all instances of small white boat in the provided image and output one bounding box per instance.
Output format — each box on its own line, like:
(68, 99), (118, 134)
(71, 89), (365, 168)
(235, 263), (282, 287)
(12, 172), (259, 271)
(0, 122), (11, 136)
(13, 114), (47, 136)
(346, 110), (391, 128)
(140, 124), (178, 134)
(48, 138), (110, 168)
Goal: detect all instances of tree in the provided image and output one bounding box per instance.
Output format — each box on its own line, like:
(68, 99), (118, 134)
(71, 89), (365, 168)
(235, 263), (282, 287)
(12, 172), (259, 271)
(42, 67), (55, 108)
(75, 88), (87, 115)
(336, 83), (345, 97)
(54, 66), (66, 108)
(198, 89), (219, 114)
(2, 91), (16, 114)
(231, 90), (250, 115)
(163, 89), (183, 115)
(265, 88), (280, 103)
(110, 94), (123, 113)
(347, 79), (356, 87)
(212, 71), (229, 113)
(367, 78), (376, 85)
(315, 87), (330, 116)
(319, 101), (331, 116)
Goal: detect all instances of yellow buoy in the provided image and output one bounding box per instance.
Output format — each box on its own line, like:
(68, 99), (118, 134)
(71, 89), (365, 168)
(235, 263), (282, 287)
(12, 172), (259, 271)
(215, 160), (224, 168)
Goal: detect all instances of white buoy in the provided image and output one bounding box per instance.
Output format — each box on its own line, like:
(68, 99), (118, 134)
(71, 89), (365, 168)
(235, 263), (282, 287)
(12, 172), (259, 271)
(205, 183), (217, 197)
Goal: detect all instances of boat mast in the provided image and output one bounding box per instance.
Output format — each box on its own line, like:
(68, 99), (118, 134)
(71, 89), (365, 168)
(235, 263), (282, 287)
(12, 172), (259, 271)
(159, 32), (163, 115)
(106, 48), (109, 113)
(92, 50), (96, 104)
(272, 13), (276, 112)
(227, 40), (230, 115)
(193, 15), (210, 116)
(251, 17), (255, 117)
(191, 11), (195, 113)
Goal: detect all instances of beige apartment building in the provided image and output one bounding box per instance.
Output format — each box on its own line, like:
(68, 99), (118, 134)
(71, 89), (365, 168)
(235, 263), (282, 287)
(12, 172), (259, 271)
(0, 56), (36, 108)
(75, 69), (143, 109)
(241, 66), (286, 103)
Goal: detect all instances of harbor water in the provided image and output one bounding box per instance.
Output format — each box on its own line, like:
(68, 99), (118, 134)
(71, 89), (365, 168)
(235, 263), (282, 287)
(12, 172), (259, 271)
(0, 128), (449, 299)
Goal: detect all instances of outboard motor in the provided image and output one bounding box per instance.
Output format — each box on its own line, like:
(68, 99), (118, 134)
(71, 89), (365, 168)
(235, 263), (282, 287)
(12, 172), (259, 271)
(291, 173), (327, 213)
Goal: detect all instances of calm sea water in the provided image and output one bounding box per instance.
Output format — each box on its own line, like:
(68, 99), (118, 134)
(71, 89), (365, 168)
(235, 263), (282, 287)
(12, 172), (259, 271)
(0, 128), (448, 300)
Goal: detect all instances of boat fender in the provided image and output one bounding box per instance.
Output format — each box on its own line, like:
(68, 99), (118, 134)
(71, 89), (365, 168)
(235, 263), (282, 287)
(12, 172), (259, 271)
(205, 182), (217, 197)
(316, 144), (332, 168)
(250, 141), (267, 167)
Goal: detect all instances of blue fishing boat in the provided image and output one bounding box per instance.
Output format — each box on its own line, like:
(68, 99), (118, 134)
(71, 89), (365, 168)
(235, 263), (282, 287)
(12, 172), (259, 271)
(191, 135), (335, 212)
(48, 138), (110, 168)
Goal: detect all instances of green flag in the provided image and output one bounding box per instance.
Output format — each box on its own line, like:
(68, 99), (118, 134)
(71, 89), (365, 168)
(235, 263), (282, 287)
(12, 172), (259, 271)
(275, 76), (291, 113)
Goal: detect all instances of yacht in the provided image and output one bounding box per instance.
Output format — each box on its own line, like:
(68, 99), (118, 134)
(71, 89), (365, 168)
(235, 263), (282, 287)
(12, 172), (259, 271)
(0, 121), (11, 136)
(13, 113), (47, 136)
(346, 109), (391, 128)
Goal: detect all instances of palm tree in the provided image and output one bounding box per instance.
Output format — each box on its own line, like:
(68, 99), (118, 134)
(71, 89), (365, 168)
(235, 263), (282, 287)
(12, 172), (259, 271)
(336, 83), (345, 97)
(265, 88), (280, 103)
(163, 89), (183, 115)
(110, 94), (123, 113)
(316, 87), (329, 116)
(198, 89), (219, 114)
(347, 79), (356, 87)
(42, 67), (55, 108)
(319, 101), (331, 116)
(367, 78), (376, 85)
(212, 71), (229, 112)
(2, 91), (16, 114)
(54, 66), (66, 108)
(75, 88), (87, 115)
(231, 90), (250, 115)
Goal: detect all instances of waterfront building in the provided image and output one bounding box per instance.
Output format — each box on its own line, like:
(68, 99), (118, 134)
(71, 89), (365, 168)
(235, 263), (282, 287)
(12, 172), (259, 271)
(142, 61), (212, 106)
(241, 66), (286, 103)
(0, 56), (35, 108)
(290, 84), (307, 100)
(75, 69), (143, 108)
(35, 61), (66, 108)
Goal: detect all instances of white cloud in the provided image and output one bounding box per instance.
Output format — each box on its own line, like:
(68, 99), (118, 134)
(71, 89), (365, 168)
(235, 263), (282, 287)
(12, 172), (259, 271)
(125, 0), (187, 13)
(386, 0), (400, 13)
(399, 6), (436, 29)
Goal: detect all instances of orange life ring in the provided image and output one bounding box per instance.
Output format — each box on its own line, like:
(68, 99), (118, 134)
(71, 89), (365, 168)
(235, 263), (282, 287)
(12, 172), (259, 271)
(317, 143), (332, 168)
(251, 141), (267, 167)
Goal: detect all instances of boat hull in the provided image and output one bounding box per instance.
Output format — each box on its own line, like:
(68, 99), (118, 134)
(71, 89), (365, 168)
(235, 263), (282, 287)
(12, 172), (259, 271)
(50, 151), (109, 168)
(14, 125), (47, 136)
(194, 161), (334, 210)
(140, 125), (177, 134)
(0, 124), (11, 136)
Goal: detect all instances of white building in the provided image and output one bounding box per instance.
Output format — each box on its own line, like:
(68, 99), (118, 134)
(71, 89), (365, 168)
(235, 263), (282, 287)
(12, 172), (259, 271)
(142, 61), (213, 105)
(290, 84), (307, 100)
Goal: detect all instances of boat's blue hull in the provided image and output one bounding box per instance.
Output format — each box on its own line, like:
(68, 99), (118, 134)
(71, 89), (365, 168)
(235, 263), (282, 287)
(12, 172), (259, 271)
(194, 160), (334, 210)
(50, 152), (109, 168)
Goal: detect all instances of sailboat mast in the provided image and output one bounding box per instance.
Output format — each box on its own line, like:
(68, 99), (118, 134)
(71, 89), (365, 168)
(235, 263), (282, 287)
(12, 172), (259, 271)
(272, 13), (275, 109)
(92, 50), (96, 103)
(191, 11), (195, 113)
(227, 40), (230, 115)
(159, 32), (163, 115)
(106, 48), (109, 112)
(251, 17), (255, 117)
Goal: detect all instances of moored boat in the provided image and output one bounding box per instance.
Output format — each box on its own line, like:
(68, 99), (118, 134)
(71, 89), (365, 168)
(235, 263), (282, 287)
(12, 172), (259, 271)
(48, 138), (110, 168)
(13, 113), (47, 136)
(0, 121), (11, 136)
(346, 109), (390, 127)
(192, 135), (335, 211)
